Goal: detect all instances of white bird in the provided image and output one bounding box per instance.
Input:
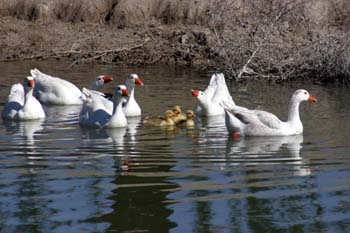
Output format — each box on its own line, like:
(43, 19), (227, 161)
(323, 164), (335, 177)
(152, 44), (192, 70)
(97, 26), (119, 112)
(79, 85), (129, 128)
(2, 76), (45, 120)
(81, 73), (144, 117)
(30, 68), (113, 105)
(192, 73), (235, 116)
(123, 73), (144, 117)
(224, 89), (317, 137)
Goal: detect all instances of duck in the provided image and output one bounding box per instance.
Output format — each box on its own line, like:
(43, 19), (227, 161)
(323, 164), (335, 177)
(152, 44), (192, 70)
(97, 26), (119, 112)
(79, 85), (129, 128)
(30, 68), (113, 105)
(2, 76), (46, 120)
(172, 105), (186, 124)
(123, 73), (144, 117)
(192, 73), (235, 116)
(143, 110), (175, 127)
(224, 89), (317, 137)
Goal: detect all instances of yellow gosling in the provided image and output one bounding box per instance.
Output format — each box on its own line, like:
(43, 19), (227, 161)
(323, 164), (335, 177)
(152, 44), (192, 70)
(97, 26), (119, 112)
(143, 110), (175, 127)
(172, 105), (186, 124)
(185, 110), (196, 129)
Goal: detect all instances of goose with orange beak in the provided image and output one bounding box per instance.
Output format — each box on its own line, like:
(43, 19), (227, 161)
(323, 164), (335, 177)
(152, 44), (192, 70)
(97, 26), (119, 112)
(2, 76), (45, 120)
(123, 73), (144, 117)
(80, 85), (130, 128)
(223, 89), (317, 137)
(30, 68), (113, 105)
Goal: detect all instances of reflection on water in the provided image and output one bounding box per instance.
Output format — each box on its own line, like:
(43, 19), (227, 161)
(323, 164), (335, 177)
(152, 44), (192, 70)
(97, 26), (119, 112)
(0, 61), (350, 232)
(2, 119), (44, 149)
(226, 134), (311, 176)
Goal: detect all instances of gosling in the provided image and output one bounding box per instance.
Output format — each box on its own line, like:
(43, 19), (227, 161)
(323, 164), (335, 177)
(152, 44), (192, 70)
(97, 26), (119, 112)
(172, 105), (186, 124)
(143, 110), (175, 127)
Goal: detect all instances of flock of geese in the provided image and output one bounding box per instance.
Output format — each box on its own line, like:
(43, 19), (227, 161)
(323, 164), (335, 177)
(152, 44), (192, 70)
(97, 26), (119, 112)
(1, 69), (317, 137)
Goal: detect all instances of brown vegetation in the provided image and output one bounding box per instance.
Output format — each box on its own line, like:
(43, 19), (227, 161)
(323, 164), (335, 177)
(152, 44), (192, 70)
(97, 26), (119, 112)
(1, 0), (350, 83)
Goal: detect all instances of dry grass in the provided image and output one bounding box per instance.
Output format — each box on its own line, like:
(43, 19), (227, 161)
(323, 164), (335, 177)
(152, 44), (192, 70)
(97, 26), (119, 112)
(0, 0), (40, 20)
(0, 0), (114, 23)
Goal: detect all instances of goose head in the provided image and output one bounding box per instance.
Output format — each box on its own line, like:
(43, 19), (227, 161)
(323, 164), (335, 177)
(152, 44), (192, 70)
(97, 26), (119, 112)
(114, 85), (130, 99)
(191, 89), (205, 99)
(91, 75), (113, 90)
(191, 89), (208, 105)
(292, 89), (317, 103)
(24, 76), (35, 91)
(127, 74), (144, 86)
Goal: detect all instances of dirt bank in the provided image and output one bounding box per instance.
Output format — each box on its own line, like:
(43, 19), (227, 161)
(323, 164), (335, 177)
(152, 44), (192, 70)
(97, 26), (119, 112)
(1, 0), (350, 83)
(0, 16), (216, 67)
(0, 0), (217, 68)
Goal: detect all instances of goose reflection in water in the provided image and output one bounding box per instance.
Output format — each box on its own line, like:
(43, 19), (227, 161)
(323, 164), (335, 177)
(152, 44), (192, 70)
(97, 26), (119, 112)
(3, 119), (44, 147)
(126, 116), (141, 144)
(197, 115), (228, 144)
(80, 126), (127, 147)
(226, 134), (311, 177)
(44, 105), (82, 125)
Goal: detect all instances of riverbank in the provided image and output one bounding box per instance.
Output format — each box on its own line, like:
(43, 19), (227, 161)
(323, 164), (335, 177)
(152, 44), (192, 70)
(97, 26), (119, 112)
(0, 17), (215, 67)
(1, 0), (350, 84)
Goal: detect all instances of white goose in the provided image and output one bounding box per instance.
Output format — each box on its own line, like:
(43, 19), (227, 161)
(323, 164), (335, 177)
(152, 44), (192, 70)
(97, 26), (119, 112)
(192, 73), (236, 116)
(2, 76), (45, 120)
(85, 73), (144, 117)
(30, 68), (113, 105)
(123, 73), (144, 117)
(79, 85), (129, 128)
(224, 89), (317, 137)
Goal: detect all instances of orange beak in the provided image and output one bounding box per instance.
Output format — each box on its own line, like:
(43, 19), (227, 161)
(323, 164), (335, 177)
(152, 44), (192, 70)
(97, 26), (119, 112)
(135, 77), (144, 86)
(191, 90), (200, 97)
(28, 79), (35, 88)
(122, 88), (130, 97)
(308, 95), (317, 102)
(103, 75), (113, 83)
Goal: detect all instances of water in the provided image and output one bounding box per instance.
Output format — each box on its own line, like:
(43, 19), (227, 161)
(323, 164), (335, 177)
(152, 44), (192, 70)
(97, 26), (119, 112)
(1, 61), (350, 233)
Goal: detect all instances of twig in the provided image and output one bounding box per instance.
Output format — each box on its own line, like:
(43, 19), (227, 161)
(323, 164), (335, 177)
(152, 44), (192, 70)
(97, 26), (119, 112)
(237, 10), (285, 80)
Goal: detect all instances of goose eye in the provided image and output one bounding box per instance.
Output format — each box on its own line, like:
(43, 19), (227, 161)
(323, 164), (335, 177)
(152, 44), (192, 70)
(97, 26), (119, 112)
(304, 92), (307, 95)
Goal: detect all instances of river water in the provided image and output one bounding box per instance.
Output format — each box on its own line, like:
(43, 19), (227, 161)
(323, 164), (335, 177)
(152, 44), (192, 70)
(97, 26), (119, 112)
(0, 61), (350, 233)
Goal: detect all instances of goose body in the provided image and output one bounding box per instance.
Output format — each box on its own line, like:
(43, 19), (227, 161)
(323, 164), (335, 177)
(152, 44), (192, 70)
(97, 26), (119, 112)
(30, 68), (113, 105)
(79, 85), (129, 128)
(192, 73), (235, 116)
(2, 76), (45, 120)
(123, 74), (144, 117)
(224, 89), (317, 136)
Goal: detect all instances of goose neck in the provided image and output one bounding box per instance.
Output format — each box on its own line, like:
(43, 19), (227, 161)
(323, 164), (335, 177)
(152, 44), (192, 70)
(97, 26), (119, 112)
(89, 82), (98, 90)
(112, 96), (123, 115)
(287, 98), (301, 123)
(24, 88), (34, 104)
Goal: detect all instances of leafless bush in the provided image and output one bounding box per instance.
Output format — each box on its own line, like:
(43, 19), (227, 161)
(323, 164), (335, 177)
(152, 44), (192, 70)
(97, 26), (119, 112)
(208, 0), (350, 83)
